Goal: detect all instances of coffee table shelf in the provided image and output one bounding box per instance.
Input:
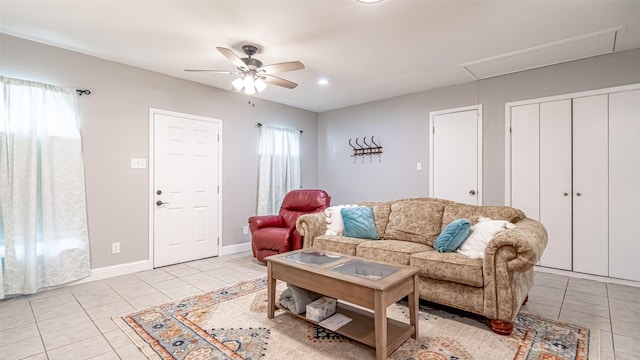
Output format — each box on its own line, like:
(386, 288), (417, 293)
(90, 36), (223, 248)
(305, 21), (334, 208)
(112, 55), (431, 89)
(278, 302), (414, 351)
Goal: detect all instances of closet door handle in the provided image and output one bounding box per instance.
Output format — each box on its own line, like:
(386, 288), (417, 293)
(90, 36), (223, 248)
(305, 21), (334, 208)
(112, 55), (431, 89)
(563, 193), (568, 196)
(576, 192), (582, 197)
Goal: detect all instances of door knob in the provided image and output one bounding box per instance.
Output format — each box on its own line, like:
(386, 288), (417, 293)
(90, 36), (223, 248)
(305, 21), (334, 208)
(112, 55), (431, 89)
(576, 192), (582, 197)
(156, 200), (170, 206)
(563, 193), (568, 196)
(469, 190), (476, 195)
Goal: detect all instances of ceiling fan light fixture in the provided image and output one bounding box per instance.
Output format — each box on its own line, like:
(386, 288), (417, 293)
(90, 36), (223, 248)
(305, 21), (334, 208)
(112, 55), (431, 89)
(232, 77), (244, 91)
(243, 74), (255, 90)
(255, 78), (267, 93)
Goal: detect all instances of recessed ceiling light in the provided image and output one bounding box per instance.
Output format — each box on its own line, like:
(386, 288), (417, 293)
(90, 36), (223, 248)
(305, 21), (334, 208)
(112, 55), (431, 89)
(318, 79), (329, 86)
(355, 0), (383, 3)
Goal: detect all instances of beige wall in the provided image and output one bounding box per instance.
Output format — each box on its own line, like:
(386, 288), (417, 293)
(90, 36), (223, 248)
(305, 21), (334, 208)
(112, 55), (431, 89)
(0, 34), (319, 268)
(318, 48), (640, 206)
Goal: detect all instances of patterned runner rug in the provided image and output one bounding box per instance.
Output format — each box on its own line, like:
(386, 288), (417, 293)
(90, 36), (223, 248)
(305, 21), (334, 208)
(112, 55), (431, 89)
(114, 277), (595, 360)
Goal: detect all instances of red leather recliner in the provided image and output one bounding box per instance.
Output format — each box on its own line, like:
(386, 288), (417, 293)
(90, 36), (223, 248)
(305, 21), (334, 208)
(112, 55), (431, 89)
(249, 189), (331, 263)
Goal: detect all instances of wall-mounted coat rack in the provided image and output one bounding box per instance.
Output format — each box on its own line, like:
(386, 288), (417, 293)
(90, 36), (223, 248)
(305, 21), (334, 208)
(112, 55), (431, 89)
(349, 136), (383, 163)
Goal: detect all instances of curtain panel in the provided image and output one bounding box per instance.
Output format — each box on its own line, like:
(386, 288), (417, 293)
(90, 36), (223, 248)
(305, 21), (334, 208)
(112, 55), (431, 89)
(257, 125), (301, 215)
(0, 76), (91, 299)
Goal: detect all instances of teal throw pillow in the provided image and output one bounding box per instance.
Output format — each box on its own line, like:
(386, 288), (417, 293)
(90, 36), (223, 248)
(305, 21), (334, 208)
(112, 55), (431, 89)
(434, 218), (471, 252)
(341, 207), (380, 240)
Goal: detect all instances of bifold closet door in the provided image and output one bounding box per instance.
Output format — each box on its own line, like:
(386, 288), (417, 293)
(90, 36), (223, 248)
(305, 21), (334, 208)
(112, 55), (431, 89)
(510, 104), (540, 220)
(609, 89), (640, 281)
(572, 95), (609, 277)
(510, 101), (572, 271)
(539, 100), (572, 270)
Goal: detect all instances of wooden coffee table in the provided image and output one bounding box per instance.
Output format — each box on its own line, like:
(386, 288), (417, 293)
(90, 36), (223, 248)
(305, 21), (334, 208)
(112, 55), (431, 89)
(266, 249), (419, 360)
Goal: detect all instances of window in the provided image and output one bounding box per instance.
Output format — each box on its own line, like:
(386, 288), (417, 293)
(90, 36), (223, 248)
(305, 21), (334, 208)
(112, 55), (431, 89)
(256, 125), (301, 215)
(0, 77), (90, 298)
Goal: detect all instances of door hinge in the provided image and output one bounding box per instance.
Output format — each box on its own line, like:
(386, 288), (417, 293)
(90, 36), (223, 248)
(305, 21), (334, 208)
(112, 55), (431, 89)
(217, 185), (220, 194)
(509, 126), (512, 133)
(432, 127), (435, 134)
(217, 133), (220, 142)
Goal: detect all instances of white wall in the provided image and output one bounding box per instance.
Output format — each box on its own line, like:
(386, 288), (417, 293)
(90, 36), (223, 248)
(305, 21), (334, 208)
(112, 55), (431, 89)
(319, 48), (640, 206)
(0, 34), (319, 268)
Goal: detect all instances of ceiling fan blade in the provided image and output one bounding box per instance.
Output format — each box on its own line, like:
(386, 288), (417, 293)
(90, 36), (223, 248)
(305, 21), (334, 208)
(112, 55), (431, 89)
(260, 61), (305, 74)
(217, 47), (248, 70)
(184, 69), (236, 74)
(263, 75), (298, 89)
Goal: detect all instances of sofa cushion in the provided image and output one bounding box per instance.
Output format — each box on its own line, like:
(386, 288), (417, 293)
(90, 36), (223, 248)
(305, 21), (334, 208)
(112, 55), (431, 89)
(357, 201), (392, 238)
(441, 204), (525, 230)
(384, 200), (444, 246)
(356, 240), (433, 265)
(410, 251), (484, 287)
(341, 207), (379, 239)
(457, 218), (515, 259)
(313, 235), (367, 256)
(324, 205), (346, 236)
(434, 218), (471, 252)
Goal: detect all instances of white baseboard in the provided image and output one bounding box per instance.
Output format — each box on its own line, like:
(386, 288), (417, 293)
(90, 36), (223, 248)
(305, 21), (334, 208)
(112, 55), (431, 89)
(221, 242), (252, 255)
(535, 266), (640, 288)
(64, 244), (250, 287)
(71, 260), (153, 285)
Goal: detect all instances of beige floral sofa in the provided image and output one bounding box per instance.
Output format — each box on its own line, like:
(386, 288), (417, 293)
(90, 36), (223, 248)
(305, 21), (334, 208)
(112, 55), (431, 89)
(295, 197), (547, 335)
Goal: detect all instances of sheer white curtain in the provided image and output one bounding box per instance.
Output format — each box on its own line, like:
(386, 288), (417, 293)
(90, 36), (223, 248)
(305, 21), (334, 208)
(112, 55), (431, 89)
(0, 77), (91, 299)
(257, 125), (301, 215)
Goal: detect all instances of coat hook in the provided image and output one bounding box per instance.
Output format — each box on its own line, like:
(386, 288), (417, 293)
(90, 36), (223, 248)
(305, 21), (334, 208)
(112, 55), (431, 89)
(371, 136), (380, 147)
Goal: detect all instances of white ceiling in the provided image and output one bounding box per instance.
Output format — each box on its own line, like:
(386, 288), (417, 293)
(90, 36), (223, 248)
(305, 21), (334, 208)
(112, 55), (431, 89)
(2, 1), (640, 112)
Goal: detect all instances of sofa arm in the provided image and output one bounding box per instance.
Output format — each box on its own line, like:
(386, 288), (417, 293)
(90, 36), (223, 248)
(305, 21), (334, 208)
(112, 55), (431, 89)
(482, 217), (548, 322)
(484, 218), (548, 272)
(296, 212), (327, 248)
(248, 215), (285, 233)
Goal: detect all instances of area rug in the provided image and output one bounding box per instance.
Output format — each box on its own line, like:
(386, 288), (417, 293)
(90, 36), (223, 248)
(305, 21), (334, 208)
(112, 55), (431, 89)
(115, 277), (596, 360)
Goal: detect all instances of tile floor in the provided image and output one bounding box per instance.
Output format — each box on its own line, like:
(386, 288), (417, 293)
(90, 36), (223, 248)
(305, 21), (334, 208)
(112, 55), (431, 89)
(1, 252), (639, 359)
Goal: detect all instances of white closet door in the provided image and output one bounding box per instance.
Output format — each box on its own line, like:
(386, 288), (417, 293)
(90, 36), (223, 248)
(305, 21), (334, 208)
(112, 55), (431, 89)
(609, 89), (640, 281)
(510, 104), (540, 220)
(539, 100), (572, 270)
(573, 95), (609, 276)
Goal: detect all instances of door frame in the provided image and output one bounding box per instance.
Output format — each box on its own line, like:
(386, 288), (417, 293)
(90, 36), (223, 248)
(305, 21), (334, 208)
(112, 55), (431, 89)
(148, 108), (223, 268)
(428, 104), (483, 205)
(503, 82), (640, 205)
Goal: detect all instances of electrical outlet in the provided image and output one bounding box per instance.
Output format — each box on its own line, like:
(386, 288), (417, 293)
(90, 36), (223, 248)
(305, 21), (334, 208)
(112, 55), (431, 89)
(111, 242), (121, 254)
(243, 226), (249, 235)
(416, 162), (422, 171)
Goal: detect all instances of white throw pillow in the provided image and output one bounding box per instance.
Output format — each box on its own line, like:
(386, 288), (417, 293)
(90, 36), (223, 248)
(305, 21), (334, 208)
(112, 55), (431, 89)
(456, 217), (515, 259)
(324, 205), (358, 236)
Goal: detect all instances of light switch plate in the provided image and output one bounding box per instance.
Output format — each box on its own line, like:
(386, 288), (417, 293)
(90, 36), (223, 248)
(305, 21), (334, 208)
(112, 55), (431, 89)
(131, 158), (147, 169)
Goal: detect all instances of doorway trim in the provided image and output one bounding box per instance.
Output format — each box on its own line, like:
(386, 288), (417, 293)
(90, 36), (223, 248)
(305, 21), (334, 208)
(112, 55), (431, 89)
(148, 108), (223, 268)
(428, 104), (483, 204)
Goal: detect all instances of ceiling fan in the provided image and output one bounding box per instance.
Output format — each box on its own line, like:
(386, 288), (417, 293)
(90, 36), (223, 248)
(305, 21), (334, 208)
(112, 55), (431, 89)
(185, 45), (305, 94)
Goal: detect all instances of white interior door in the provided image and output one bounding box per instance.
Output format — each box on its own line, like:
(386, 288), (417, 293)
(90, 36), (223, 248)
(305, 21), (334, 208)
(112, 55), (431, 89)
(430, 106), (482, 205)
(573, 95), (608, 276)
(539, 100), (572, 270)
(609, 89), (640, 281)
(152, 110), (221, 267)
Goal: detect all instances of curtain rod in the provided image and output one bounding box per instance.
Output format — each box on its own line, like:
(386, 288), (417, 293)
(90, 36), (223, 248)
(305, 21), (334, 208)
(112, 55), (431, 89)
(76, 89), (91, 96)
(257, 122), (303, 134)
